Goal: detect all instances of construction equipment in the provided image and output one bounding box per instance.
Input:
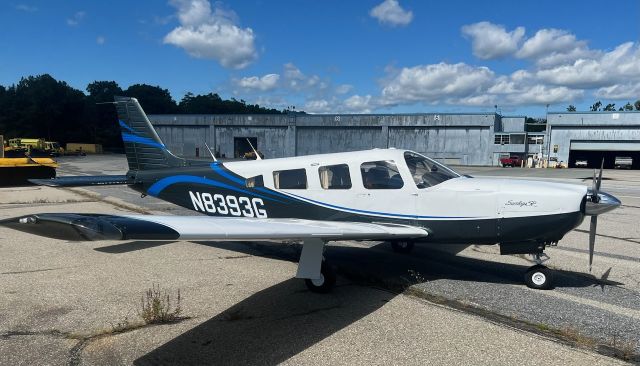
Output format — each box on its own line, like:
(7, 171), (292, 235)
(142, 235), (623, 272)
(7, 138), (64, 157)
(1, 135), (58, 185)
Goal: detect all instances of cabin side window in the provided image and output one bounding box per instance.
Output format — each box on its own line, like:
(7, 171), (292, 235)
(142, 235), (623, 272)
(245, 175), (264, 188)
(404, 152), (459, 188)
(360, 161), (404, 189)
(273, 168), (307, 189)
(319, 164), (352, 189)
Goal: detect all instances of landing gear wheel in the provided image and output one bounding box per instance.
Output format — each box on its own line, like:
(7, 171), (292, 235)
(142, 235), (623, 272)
(391, 240), (414, 254)
(305, 261), (336, 293)
(524, 265), (553, 290)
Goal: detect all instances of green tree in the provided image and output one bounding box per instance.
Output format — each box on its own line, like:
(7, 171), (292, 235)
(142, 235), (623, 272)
(635, 100), (640, 111)
(85, 81), (125, 147)
(567, 105), (576, 112)
(87, 80), (123, 102)
(6, 74), (86, 142)
(178, 92), (284, 114)
(623, 102), (634, 111)
(589, 101), (602, 111)
(603, 103), (616, 111)
(124, 84), (178, 113)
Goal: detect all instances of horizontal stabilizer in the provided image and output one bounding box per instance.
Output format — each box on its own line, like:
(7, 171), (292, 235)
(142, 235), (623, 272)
(29, 175), (129, 187)
(0, 213), (429, 242)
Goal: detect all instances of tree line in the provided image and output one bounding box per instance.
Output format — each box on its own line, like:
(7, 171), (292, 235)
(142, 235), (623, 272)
(0, 74), (286, 149)
(567, 100), (640, 112)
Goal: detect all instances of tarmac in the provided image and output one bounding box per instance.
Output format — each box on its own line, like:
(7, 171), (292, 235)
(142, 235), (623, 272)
(1, 155), (638, 365)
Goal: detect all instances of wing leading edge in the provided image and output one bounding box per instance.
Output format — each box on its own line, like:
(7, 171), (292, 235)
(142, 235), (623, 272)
(0, 213), (428, 242)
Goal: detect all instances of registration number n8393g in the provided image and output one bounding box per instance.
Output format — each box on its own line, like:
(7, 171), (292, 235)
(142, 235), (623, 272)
(189, 191), (267, 218)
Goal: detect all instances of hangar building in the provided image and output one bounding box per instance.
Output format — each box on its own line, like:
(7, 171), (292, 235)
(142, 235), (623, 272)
(149, 110), (640, 167)
(148, 112), (541, 166)
(546, 110), (640, 169)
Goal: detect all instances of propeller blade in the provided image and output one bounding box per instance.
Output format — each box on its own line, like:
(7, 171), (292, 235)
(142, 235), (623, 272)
(589, 215), (598, 271)
(596, 158), (604, 192)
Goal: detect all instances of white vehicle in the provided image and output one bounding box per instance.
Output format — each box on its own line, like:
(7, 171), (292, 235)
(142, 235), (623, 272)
(614, 156), (632, 169)
(1, 97), (622, 291)
(575, 160), (588, 168)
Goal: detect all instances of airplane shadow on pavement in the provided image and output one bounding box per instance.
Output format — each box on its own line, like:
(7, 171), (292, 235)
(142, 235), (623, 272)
(111, 240), (622, 365)
(134, 278), (392, 365)
(96, 239), (621, 291)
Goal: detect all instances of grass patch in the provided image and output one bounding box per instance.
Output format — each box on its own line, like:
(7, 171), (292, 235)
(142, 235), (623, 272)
(139, 284), (182, 324)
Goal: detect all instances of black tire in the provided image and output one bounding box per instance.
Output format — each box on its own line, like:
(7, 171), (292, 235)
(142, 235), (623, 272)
(305, 261), (336, 293)
(524, 265), (553, 290)
(502, 164), (507, 168)
(391, 240), (414, 254)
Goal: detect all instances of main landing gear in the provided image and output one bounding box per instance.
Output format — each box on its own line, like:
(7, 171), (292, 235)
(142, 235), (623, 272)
(296, 238), (336, 293)
(524, 253), (553, 290)
(304, 260), (336, 293)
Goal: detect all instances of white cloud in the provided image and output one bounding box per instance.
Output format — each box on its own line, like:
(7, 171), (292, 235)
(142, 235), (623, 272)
(536, 42), (640, 89)
(96, 36), (106, 45)
(66, 11), (85, 26)
(15, 4), (37, 12)
(304, 99), (332, 113)
(335, 84), (353, 94)
(164, 0), (257, 69)
(515, 28), (599, 67)
(517, 28), (583, 59)
(461, 22), (525, 59)
(595, 83), (640, 100)
(370, 0), (413, 27)
(504, 85), (583, 105)
(343, 95), (375, 113)
(381, 62), (495, 104)
(234, 74), (280, 91)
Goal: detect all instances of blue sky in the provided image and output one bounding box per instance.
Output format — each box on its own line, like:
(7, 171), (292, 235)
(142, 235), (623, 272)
(1, 0), (639, 116)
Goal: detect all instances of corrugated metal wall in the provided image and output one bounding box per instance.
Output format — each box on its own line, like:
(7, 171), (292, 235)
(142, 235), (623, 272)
(149, 113), (497, 165)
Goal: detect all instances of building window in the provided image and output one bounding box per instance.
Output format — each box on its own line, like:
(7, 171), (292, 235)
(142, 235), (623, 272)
(510, 134), (525, 144)
(360, 161), (404, 189)
(494, 134), (510, 144)
(273, 169), (307, 189)
(246, 175), (264, 188)
(527, 136), (544, 145)
(319, 164), (352, 189)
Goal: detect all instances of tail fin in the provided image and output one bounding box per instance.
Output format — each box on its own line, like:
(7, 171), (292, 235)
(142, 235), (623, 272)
(114, 96), (184, 171)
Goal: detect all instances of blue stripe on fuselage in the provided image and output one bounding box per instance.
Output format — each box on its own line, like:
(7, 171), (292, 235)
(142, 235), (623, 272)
(210, 163), (246, 185)
(146, 175), (282, 202)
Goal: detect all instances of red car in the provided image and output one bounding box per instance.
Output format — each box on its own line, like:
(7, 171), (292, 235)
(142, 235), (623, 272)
(500, 156), (523, 167)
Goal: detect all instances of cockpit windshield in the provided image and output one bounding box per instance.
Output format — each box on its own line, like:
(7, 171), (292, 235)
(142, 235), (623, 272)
(404, 152), (460, 188)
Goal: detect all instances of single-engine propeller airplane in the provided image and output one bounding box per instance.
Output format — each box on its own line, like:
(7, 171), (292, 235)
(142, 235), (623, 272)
(1, 97), (621, 292)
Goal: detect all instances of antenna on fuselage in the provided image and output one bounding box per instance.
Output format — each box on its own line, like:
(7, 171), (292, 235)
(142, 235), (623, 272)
(246, 138), (262, 161)
(204, 142), (218, 162)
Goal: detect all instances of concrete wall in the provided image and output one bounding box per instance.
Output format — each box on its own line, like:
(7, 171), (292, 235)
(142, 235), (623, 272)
(499, 116), (526, 132)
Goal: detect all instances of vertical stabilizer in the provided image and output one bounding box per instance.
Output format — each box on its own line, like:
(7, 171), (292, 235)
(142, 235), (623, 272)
(114, 96), (184, 171)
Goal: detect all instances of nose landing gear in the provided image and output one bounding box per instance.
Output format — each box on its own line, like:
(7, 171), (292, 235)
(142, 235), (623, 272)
(524, 253), (553, 290)
(391, 240), (414, 253)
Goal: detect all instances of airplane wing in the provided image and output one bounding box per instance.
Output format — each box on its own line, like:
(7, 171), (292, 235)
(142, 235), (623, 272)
(29, 175), (129, 187)
(0, 213), (428, 242)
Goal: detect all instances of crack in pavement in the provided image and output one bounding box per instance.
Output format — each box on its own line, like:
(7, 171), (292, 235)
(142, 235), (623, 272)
(2, 267), (73, 275)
